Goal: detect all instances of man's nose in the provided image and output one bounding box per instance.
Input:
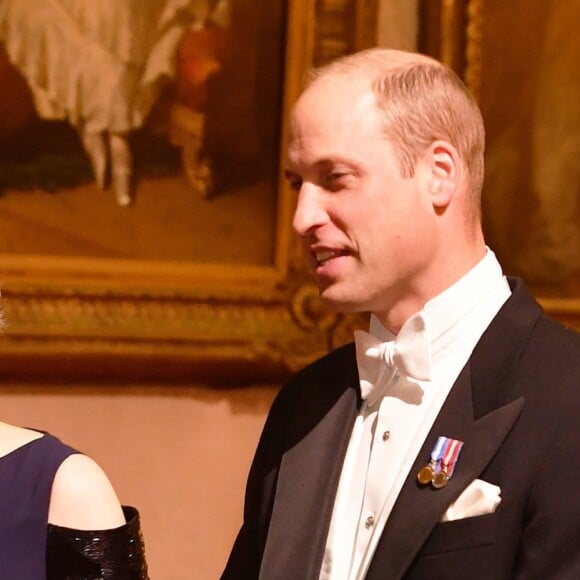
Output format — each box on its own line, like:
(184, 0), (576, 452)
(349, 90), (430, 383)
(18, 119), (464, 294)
(292, 184), (327, 237)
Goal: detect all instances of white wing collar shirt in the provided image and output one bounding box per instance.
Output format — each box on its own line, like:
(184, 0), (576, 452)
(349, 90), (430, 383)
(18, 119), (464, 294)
(319, 249), (512, 580)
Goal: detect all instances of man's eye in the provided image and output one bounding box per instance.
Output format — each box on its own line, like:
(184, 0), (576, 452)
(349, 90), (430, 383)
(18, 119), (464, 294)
(288, 179), (302, 191)
(326, 172), (351, 188)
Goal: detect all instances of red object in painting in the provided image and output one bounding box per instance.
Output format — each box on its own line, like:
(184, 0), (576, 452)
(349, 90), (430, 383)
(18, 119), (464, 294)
(175, 27), (231, 112)
(0, 45), (35, 142)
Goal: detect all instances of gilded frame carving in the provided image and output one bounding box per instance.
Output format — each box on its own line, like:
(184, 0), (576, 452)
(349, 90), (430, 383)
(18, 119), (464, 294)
(420, 0), (580, 331)
(0, 0), (378, 382)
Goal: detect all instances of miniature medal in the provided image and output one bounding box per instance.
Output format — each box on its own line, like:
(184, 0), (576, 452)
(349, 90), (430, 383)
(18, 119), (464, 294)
(431, 437), (464, 489)
(417, 463), (436, 485)
(417, 436), (464, 489)
(431, 470), (449, 489)
(417, 436), (446, 485)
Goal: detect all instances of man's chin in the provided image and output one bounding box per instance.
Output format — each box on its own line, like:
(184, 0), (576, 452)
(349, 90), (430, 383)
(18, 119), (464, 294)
(319, 290), (366, 314)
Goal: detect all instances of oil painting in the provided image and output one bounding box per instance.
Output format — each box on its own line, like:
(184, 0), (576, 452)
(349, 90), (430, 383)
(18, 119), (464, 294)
(421, 0), (579, 329)
(0, 0), (284, 266)
(476, 0), (579, 300)
(0, 0), (375, 381)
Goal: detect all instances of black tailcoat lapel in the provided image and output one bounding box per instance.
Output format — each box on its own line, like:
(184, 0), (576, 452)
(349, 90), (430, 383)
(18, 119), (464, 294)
(365, 367), (524, 579)
(254, 278), (542, 580)
(366, 278), (541, 579)
(259, 346), (361, 579)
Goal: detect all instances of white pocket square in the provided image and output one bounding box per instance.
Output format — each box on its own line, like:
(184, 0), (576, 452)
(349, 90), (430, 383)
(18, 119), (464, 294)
(441, 478), (501, 522)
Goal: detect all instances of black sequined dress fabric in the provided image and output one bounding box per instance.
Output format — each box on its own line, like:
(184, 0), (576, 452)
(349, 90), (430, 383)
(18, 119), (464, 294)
(46, 505), (149, 579)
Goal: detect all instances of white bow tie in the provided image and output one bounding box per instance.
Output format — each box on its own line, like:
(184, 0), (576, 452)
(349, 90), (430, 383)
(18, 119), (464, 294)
(355, 313), (432, 406)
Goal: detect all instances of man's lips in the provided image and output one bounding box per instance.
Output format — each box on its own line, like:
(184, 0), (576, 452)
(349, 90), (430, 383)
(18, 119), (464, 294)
(312, 249), (350, 267)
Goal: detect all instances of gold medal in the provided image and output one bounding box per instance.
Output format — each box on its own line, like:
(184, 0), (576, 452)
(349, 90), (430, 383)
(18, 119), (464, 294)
(417, 464), (434, 485)
(431, 470), (449, 489)
(418, 436), (464, 490)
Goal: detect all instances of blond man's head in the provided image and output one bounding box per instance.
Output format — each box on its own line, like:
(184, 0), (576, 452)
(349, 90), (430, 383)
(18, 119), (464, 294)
(306, 48), (485, 219)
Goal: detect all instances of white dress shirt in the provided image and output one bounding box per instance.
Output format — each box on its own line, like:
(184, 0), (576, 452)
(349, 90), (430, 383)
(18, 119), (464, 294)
(319, 249), (511, 580)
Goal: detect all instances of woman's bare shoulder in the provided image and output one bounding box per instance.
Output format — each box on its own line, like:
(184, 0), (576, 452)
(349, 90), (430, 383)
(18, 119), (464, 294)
(49, 453), (126, 530)
(0, 422), (126, 530)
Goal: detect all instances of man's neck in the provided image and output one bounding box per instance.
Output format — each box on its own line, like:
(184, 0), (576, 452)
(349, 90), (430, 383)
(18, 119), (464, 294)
(373, 243), (488, 334)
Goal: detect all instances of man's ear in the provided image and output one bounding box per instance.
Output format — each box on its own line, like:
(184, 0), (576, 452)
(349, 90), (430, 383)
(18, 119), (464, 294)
(427, 141), (460, 209)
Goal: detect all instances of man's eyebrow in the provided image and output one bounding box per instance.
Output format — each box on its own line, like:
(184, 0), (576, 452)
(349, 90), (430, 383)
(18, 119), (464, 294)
(283, 158), (346, 175)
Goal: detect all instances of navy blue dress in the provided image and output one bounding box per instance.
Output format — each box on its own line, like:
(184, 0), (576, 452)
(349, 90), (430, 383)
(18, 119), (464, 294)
(0, 432), (77, 579)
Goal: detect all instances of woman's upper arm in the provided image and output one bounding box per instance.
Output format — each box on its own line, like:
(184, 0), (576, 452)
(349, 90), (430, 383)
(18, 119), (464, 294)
(48, 454), (126, 530)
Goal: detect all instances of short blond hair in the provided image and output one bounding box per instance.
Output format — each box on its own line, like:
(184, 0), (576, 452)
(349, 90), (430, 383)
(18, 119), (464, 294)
(307, 48), (485, 211)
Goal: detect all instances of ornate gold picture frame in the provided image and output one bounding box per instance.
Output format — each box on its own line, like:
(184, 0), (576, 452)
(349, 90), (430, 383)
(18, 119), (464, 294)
(0, 0), (378, 381)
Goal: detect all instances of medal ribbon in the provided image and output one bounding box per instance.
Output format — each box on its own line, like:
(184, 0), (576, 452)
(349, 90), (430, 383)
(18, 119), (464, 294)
(440, 437), (464, 478)
(431, 436), (447, 472)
